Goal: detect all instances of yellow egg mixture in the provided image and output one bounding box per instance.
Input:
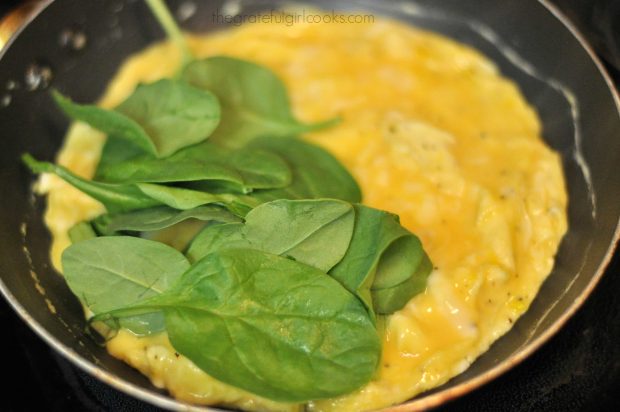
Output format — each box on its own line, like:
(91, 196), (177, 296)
(39, 15), (567, 412)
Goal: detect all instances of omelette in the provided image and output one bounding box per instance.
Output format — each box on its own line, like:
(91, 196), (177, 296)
(38, 13), (567, 412)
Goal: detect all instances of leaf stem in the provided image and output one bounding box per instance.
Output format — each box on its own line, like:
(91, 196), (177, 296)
(145, 0), (192, 66)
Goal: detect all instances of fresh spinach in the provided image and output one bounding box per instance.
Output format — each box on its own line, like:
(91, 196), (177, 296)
(97, 141), (292, 193)
(115, 79), (220, 157)
(213, 146), (292, 191)
(62, 236), (190, 335)
(92, 205), (241, 235)
(95, 135), (148, 179)
(136, 183), (258, 216)
(186, 223), (244, 260)
(187, 199), (355, 271)
(182, 56), (338, 147)
(329, 205), (432, 315)
(68, 221), (97, 243)
(23, 3), (437, 399)
(371, 251), (432, 314)
(95, 249), (381, 402)
(23, 154), (161, 213)
(249, 137), (362, 203)
(188, 200), (432, 315)
(22, 155), (258, 215)
(53, 79), (220, 158)
(145, 0), (192, 66)
(52, 91), (158, 156)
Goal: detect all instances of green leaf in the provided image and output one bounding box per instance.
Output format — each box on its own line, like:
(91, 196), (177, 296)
(22, 154), (160, 213)
(182, 56), (338, 147)
(227, 147), (293, 191)
(97, 141), (292, 192)
(99, 249), (381, 402)
(249, 137), (362, 203)
(95, 135), (148, 179)
(92, 205), (241, 235)
(68, 222), (97, 243)
(242, 199), (354, 270)
(52, 90), (157, 155)
(53, 80), (220, 159)
(188, 200), (432, 315)
(186, 222), (245, 259)
(22, 154), (257, 216)
(144, 0), (192, 66)
(116, 79), (220, 157)
(371, 251), (432, 314)
(136, 183), (259, 216)
(187, 199), (355, 272)
(329, 205), (432, 315)
(62, 236), (190, 335)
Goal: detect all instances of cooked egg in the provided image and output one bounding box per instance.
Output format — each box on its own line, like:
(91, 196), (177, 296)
(39, 13), (567, 412)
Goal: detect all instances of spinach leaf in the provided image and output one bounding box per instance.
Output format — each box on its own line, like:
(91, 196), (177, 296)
(53, 80), (220, 159)
(186, 223), (245, 260)
(62, 236), (190, 335)
(249, 137), (362, 203)
(116, 79), (220, 157)
(97, 141), (292, 192)
(95, 135), (147, 179)
(145, 0), (192, 66)
(22, 155), (258, 215)
(187, 199), (355, 272)
(371, 250), (432, 314)
(227, 147), (292, 190)
(92, 205), (241, 235)
(68, 222), (97, 243)
(136, 183), (258, 216)
(22, 154), (160, 213)
(188, 200), (432, 315)
(52, 91), (157, 156)
(242, 199), (353, 270)
(97, 249), (380, 402)
(329, 205), (432, 315)
(182, 56), (338, 147)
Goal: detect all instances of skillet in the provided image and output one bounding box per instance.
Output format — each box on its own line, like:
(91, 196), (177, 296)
(0, 0), (619, 410)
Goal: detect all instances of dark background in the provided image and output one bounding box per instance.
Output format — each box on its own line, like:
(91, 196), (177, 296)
(0, 1), (618, 411)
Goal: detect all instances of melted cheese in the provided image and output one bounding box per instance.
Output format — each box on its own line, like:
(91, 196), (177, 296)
(40, 15), (567, 412)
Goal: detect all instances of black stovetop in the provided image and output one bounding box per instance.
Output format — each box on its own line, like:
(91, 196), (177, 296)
(1, 1), (619, 411)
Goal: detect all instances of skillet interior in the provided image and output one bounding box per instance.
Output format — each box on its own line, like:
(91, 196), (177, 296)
(0, 0), (618, 410)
